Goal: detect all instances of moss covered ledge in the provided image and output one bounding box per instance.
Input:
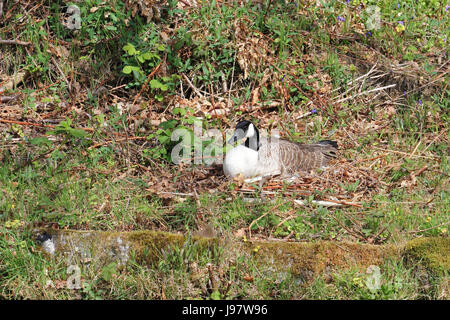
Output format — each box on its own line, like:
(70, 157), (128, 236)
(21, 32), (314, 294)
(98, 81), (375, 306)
(33, 228), (449, 278)
(403, 237), (450, 274)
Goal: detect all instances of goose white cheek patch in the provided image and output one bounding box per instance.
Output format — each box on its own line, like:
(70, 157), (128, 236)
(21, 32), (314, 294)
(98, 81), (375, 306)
(245, 123), (255, 138)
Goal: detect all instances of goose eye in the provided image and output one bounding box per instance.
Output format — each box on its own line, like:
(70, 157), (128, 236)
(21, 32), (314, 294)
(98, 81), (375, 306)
(227, 135), (237, 144)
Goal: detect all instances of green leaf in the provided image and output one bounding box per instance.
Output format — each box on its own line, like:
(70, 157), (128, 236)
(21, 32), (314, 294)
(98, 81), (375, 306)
(158, 135), (170, 144)
(132, 69), (145, 82)
(150, 79), (162, 89)
(123, 65), (139, 74)
(142, 52), (154, 60)
(101, 263), (117, 282)
(137, 55), (145, 63)
(172, 107), (187, 116)
(159, 119), (177, 129)
(210, 291), (221, 300)
(123, 43), (137, 55)
(105, 25), (117, 31)
(69, 128), (88, 138)
(29, 137), (52, 147)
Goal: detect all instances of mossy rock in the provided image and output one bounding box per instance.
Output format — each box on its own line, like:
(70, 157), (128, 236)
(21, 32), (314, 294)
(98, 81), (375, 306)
(126, 230), (218, 265)
(34, 228), (402, 279)
(243, 240), (400, 282)
(403, 237), (450, 274)
(34, 228), (449, 282)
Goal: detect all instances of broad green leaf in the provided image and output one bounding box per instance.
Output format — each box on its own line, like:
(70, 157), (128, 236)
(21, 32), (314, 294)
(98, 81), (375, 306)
(142, 52), (154, 60)
(123, 43), (137, 55)
(122, 65), (139, 74)
(150, 79), (162, 89)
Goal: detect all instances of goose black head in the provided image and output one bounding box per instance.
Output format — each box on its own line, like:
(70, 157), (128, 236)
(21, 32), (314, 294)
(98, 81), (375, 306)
(228, 120), (260, 151)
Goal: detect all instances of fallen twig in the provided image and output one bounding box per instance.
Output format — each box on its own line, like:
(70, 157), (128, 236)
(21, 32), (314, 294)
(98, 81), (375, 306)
(0, 39), (32, 46)
(328, 212), (367, 242)
(407, 221), (450, 234)
(0, 118), (57, 129)
(0, 118), (129, 138)
(0, 95), (20, 103)
(373, 146), (439, 160)
(88, 136), (147, 150)
(420, 129), (448, 156)
(132, 60), (163, 106)
(332, 61), (378, 95)
(182, 73), (204, 98)
(248, 200), (290, 240)
(178, 0), (191, 6)
(294, 199), (342, 207)
(352, 154), (388, 165)
(51, 56), (70, 89)
(334, 83), (397, 104)
(238, 184), (363, 207)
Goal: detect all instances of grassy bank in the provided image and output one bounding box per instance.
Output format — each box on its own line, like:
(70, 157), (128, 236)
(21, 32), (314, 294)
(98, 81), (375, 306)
(0, 0), (448, 299)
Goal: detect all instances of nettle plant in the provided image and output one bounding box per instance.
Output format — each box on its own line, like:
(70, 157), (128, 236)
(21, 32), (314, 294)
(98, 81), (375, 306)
(121, 36), (178, 101)
(122, 41), (162, 84)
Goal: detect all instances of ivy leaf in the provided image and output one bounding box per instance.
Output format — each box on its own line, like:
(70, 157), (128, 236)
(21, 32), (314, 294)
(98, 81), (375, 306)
(158, 135), (170, 144)
(137, 55), (145, 63)
(123, 43), (137, 55)
(122, 65), (140, 74)
(172, 107), (186, 116)
(132, 69), (145, 82)
(142, 52), (155, 60)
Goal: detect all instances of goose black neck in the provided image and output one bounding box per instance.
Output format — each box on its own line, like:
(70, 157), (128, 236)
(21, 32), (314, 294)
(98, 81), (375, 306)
(244, 125), (260, 151)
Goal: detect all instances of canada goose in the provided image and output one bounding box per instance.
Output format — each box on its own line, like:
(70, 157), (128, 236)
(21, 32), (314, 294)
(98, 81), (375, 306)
(223, 120), (338, 179)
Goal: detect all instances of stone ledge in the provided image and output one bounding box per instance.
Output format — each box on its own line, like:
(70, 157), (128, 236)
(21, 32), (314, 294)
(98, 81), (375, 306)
(33, 228), (449, 279)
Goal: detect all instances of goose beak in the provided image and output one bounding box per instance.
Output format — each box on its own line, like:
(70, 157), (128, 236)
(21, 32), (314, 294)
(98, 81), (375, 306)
(228, 128), (247, 144)
(227, 134), (238, 144)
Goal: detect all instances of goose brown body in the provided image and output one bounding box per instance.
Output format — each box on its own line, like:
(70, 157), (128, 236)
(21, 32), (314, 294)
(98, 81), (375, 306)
(255, 137), (338, 178)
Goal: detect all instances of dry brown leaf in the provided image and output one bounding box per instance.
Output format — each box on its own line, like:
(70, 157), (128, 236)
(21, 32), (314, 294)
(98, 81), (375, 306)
(0, 71), (26, 91)
(251, 87), (260, 105)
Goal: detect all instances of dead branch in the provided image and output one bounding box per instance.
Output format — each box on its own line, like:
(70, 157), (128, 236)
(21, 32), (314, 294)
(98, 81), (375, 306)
(0, 95), (20, 103)
(334, 83), (397, 104)
(182, 73), (204, 98)
(407, 221), (450, 234)
(0, 39), (32, 46)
